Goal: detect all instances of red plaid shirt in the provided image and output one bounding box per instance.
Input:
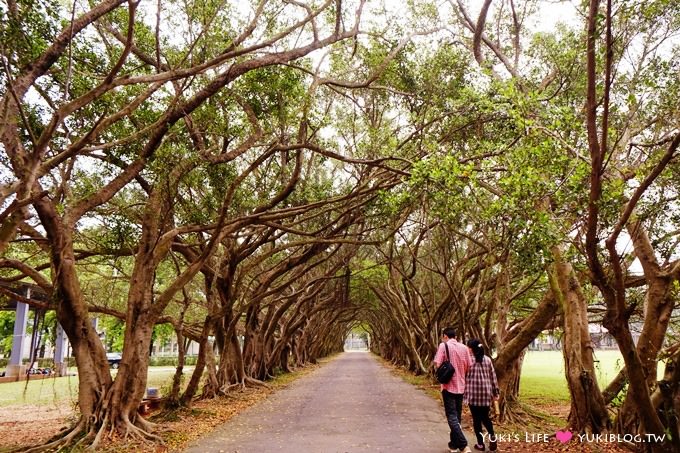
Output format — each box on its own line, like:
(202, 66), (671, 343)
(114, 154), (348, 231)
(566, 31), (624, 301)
(464, 355), (499, 406)
(434, 339), (472, 394)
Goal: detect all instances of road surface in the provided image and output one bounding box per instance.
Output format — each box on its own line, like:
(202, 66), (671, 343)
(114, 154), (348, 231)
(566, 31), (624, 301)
(185, 351), (475, 453)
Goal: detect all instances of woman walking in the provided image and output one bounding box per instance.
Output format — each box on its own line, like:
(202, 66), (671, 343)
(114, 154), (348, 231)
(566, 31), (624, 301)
(465, 339), (499, 451)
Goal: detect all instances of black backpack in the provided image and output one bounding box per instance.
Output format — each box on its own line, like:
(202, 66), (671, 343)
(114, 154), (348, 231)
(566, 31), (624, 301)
(436, 343), (456, 384)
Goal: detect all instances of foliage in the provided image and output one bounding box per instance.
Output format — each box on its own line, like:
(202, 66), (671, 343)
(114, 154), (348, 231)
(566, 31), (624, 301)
(0, 311), (14, 356)
(100, 315), (125, 352)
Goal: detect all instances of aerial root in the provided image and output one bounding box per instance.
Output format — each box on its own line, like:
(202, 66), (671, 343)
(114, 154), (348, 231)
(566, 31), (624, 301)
(225, 381), (247, 392)
(245, 376), (271, 389)
(134, 415), (161, 432)
(123, 417), (164, 444)
(20, 409), (166, 452)
(499, 399), (548, 425)
(72, 430), (95, 450)
(224, 376), (271, 393)
(87, 411), (110, 450)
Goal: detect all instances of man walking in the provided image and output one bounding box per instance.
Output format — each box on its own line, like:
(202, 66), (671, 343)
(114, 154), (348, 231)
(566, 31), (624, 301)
(434, 327), (473, 453)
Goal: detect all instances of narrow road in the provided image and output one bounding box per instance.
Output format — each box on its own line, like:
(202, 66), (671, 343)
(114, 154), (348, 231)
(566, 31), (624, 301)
(185, 351), (475, 453)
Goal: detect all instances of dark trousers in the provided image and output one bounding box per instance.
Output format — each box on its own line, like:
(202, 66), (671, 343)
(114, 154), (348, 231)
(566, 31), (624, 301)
(469, 405), (495, 446)
(442, 391), (467, 449)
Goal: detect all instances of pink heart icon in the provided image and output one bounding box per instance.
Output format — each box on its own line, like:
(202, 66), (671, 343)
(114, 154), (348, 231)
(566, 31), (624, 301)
(555, 430), (573, 443)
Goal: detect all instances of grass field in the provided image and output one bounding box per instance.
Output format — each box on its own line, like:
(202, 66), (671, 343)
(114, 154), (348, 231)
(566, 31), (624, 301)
(0, 367), (184, 407)
(519, 350), (664, 404)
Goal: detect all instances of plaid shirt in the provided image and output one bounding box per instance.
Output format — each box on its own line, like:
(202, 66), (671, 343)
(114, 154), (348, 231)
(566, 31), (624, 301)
(464, 354), (499, 407)
(434, 339), (472, 394)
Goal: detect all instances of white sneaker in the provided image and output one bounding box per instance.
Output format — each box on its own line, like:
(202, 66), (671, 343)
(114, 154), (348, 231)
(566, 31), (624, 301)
(461, 448), (472, 453)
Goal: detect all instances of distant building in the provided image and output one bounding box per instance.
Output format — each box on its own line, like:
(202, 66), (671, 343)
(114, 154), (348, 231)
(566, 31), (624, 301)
(529, 324), (641, 352)
(151, 337), (200, 356)
(530, 332), (561, 351)
(588, 324), (616, 349)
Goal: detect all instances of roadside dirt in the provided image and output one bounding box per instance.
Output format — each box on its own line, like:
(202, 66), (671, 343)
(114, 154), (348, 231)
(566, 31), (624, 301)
(0, 404), (75, 449)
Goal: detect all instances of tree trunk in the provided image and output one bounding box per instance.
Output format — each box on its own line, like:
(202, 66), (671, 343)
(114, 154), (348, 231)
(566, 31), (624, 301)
(493, 284), (559, 421)
(550, 249), (609, 433)
(201, 340), (220, 399)
(613, 222), (675, 436)
(494, 288), (559, 374)
(651, 347), (680, 452)
(168, 326), (187, 406)
(31, 198), (114, 450)
(105, 313), (156, 435)
(280, 344), (291, 373)
(243, 303), (271, 380)
(181, 322), (210, 405)
(496, 350), (524, 422)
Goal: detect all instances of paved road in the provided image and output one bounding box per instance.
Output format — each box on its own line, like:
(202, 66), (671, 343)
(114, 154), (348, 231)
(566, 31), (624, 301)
(185, 351), (475, 453)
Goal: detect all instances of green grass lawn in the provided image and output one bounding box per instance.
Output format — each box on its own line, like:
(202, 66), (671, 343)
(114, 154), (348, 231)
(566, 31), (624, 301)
(0, 368), (182, 407)
(519, 350), (663, 404)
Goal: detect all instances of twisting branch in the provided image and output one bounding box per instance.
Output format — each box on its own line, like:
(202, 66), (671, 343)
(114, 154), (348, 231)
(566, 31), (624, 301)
(9, 0), (128, 99)
(600, 0), (614, 174)
(63, 0), (78, 100)
(316, 28), (440, 89)
(0, 259), (53, 291)
(452, 0), (519, 79)
(584, 0), (604, 282)
(0, 53), (38, 147)
(65, 0), (366, 227)
(607, 133), (680, 247)
(199, 93), (264, 164)
(473, 0), (493, 66)
(32, 0), (139, 162)
(0, 190), (49, 224)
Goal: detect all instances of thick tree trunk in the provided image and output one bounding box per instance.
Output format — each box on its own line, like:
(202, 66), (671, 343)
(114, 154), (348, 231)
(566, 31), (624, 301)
(214, 323), (232, 392)
(280, 344), (292, 373)
(230, 332), (247, 383)
(493, 284), (559, 421)
(550, 249), (609, 433)
(201, 341), (220, 399)
(214, 326), (244, 391)
(494, 288), (559, 374)
(168, 327), (187, 406)
(651, 347), (680, 452)
(98, 226), (169, 439)
(496, 351), (524, 422)
(105, 314), (157, 437)
(31, 198), (114, 450)
(243, 303), (272, 380)
(603, 312), (667, 451)
(613, 223), (675, 437)
(295, 328), (309, 365)
(268, 324), (295, 372)
(181, 323), (210, 405)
